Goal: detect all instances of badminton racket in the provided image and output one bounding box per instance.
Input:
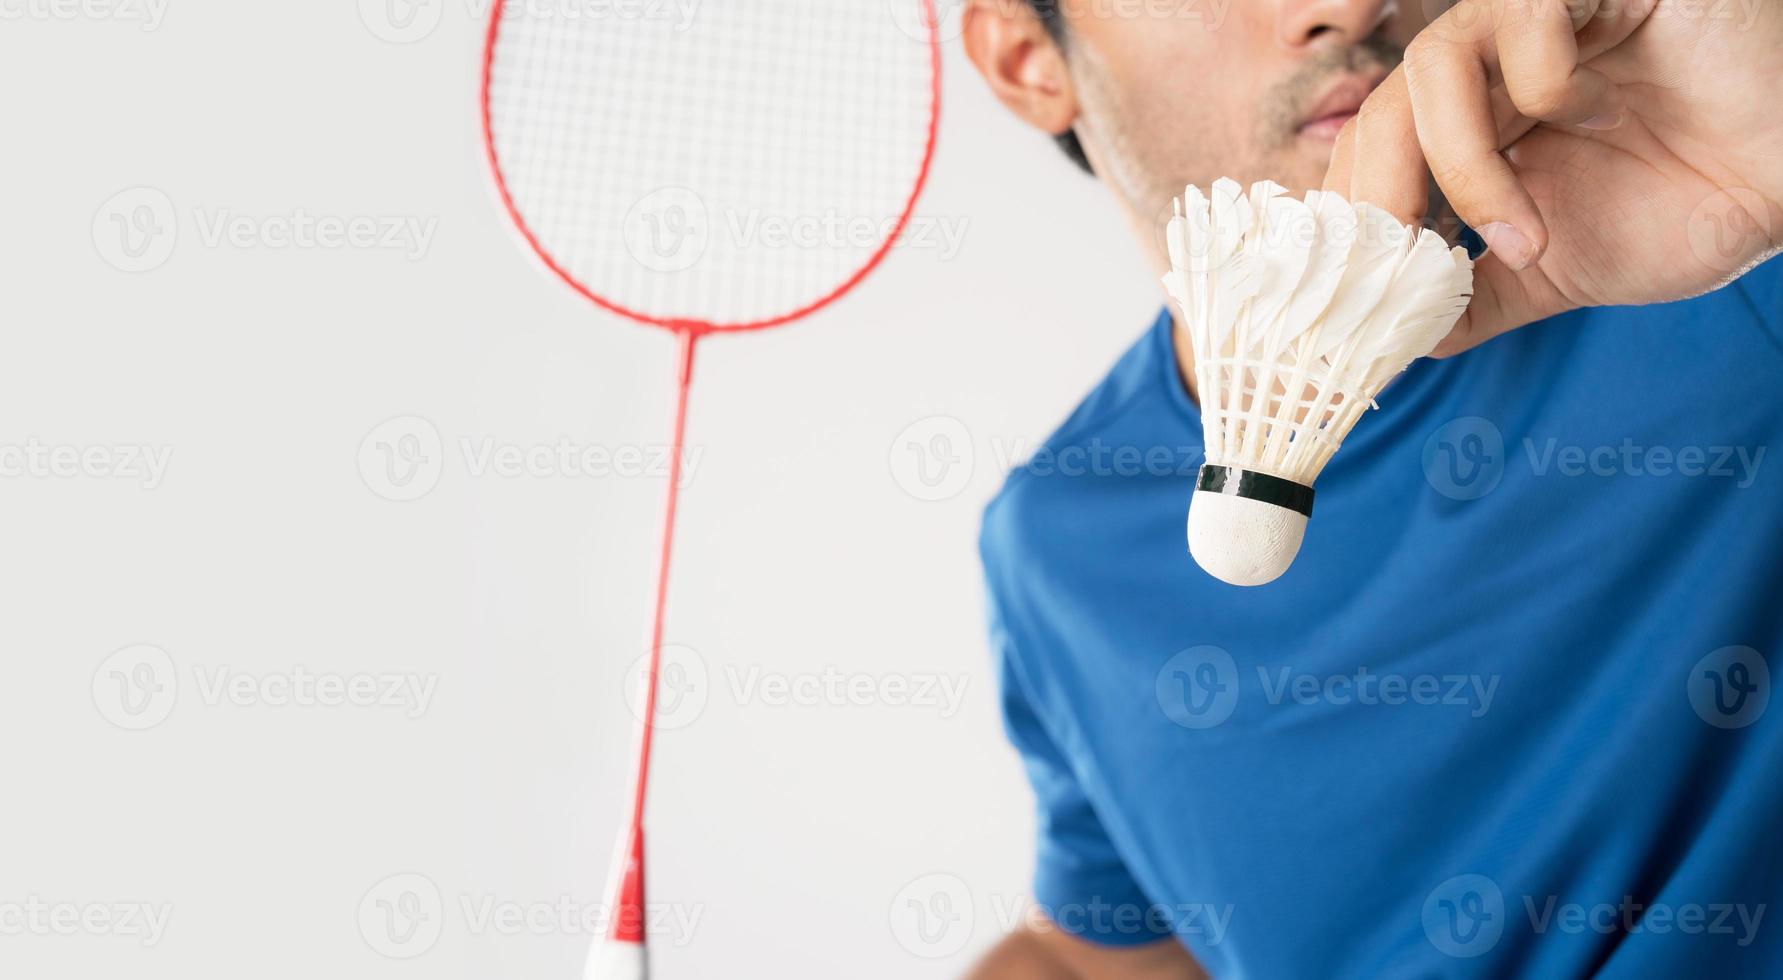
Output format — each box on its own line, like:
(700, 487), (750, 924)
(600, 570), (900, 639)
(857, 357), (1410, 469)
(480, 2), (940, 975)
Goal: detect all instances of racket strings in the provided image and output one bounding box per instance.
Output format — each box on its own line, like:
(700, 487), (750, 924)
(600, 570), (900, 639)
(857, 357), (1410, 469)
(487, 1), (936, 328)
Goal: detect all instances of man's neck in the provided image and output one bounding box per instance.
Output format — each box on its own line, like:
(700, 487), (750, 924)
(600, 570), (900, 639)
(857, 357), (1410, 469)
(1168, 308), (1199, 407)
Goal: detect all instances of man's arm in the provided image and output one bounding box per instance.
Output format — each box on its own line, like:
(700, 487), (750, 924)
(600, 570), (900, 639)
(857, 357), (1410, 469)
(966, 918), (1207, 980)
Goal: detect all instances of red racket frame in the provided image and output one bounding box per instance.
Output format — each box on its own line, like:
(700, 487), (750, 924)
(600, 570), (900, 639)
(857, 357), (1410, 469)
(479, 0), (943, 336)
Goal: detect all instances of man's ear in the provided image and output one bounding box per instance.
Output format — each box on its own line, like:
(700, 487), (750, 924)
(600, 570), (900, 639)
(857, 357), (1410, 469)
(962, 0), (1077, 138)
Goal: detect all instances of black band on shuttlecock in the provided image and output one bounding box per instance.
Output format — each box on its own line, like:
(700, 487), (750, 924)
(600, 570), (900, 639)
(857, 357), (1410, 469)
(1196, 464), (1315, 518)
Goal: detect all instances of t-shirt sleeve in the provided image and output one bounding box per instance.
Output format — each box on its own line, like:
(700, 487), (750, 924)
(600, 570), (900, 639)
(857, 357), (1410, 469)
(988, 593), (1174, 948)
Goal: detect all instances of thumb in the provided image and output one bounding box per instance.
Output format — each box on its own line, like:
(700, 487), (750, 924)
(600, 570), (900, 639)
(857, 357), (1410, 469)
(1428, 256), (1569, 358)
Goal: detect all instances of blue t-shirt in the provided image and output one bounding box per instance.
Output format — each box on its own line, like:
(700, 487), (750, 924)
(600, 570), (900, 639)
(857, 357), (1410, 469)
(980, 256), (1783, 978)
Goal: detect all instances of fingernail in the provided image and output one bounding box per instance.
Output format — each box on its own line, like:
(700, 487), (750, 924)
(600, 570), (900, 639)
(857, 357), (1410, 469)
(1579, 111), (1623, 131)
(1476, 222), (1535, 270)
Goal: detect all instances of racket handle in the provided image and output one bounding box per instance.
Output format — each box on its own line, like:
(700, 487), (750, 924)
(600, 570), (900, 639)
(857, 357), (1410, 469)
(584, 938), (647, 980)
(585, 825), (648, 979)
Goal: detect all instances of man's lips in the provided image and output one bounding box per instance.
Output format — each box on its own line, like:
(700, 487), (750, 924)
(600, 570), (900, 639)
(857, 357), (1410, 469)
(1299, 110), (1357, 141)
(1297, 71), (1389, 142)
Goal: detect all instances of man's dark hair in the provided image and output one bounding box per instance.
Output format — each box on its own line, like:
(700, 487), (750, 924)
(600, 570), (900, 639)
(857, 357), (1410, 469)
(1025, 0), (1094, 175)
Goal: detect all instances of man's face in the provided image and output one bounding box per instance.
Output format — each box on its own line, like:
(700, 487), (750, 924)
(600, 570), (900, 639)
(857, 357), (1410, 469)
(1058, 0), (1422, 220)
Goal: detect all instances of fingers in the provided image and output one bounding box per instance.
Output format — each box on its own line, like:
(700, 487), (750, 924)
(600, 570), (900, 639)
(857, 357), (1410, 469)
(1348, 68), (1430, 226)
(1400, 11), (1549, 270)
(1322, 115), (1359, 196)
(1429, 247), (1568, 356)
(1495, 0), (1621, 127)
(1340, 0), (1630, 272)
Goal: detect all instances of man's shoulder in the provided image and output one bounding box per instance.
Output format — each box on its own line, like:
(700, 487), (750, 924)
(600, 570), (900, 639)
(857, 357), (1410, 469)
(980, 308), (1190, 590)
(1730, 250), (1783, 343)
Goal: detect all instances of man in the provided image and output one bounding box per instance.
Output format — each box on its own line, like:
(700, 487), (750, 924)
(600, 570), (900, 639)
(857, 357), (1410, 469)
(962, 0), (1782, 976)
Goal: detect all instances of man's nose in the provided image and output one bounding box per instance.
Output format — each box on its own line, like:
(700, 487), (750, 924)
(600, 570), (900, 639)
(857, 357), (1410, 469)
(1276, 0), (1396, 49)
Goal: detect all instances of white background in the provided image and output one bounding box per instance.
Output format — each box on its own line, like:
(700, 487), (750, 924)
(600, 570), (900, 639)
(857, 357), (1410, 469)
(0, 1), (1167, 976)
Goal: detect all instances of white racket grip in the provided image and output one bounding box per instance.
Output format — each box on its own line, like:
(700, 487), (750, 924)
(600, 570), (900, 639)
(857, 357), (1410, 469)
(583, 937), (647, 980)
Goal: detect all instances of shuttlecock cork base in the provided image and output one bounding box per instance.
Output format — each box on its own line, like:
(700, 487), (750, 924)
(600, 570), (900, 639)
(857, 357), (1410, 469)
(1165, 178), (1474, 587)
(1188, 464), (1315, 587)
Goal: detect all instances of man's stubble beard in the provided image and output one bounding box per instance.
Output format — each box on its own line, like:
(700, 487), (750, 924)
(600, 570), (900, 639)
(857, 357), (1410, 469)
(1074, 35), (1405, 262)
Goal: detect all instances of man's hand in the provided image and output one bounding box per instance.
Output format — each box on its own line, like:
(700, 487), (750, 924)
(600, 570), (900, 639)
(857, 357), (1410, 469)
(1323, 0), (1783, 355)
(965, 921), (1207, 980)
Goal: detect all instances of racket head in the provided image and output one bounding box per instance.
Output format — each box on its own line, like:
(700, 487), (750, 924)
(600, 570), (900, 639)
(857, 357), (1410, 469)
(480, 0), (943, 335)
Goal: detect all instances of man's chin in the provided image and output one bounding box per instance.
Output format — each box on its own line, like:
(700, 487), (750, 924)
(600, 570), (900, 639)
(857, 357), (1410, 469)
(1271, 145), (1338, 199)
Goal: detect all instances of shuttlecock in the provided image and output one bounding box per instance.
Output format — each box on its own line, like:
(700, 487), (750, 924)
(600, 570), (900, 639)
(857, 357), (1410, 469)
(1164, 178), (1474, 586)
